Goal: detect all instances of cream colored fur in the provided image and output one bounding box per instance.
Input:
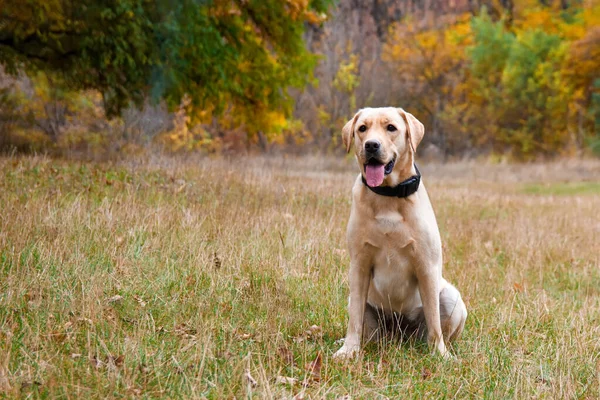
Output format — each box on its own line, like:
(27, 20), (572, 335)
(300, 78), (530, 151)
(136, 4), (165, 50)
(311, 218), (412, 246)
(334, 107), (467, 359)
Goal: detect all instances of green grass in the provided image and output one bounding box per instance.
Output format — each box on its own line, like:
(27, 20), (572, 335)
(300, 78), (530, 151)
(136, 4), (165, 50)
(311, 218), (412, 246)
(521, 182), (600, 196)
(1, 156), (599, 398)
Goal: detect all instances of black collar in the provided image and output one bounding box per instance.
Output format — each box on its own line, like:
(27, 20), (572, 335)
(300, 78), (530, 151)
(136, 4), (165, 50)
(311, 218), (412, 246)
(361, 164), (421, 198)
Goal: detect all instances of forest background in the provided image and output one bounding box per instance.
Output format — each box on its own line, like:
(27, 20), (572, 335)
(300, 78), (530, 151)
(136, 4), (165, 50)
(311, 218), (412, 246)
(1, 0), (599, 161)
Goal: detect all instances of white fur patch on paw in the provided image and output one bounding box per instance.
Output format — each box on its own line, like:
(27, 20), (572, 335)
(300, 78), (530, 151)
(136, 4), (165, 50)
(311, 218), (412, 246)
(333, 344), (360, 360)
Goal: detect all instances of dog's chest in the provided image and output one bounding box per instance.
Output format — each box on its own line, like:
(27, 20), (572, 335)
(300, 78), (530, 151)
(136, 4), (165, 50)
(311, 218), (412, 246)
(370, 248), (419, 313)
(374, 212), (405, 235)
(371, 210), (413, 247)
(367, 210), (420, 311)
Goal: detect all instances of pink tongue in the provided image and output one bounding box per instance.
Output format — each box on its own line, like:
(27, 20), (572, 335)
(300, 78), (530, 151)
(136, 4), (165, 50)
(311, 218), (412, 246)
(365, 164), (385, 187)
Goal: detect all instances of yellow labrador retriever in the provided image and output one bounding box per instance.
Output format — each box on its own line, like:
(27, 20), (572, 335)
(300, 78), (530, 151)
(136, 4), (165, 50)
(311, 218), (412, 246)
(334, 107), (467, 359)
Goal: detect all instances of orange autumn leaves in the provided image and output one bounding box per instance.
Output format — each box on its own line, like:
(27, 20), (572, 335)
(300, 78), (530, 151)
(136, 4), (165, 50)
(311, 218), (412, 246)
(383, 3), (600, 159)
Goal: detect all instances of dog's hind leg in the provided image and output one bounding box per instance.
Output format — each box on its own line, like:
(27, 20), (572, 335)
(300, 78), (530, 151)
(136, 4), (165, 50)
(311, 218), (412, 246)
(439, 284), (467, 342)
(400, 284), (467, 344)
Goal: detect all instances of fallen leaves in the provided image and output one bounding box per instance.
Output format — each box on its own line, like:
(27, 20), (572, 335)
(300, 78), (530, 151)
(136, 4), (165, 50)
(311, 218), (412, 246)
(47, 331), (68, 343)
(174, 323), (197, 339)
(272, 333), (325, 390)
(252, 350), (324, 390)
(422, 367), (432, 379)
(213, 251), (222, 270)
(278, 346), (294, 366)
(110, 354), (125, 368)
(306, 325), (322, 338)
(20, 380), (42, 392)
(303, 352), (323, 385)
(90, 356), (104, 369)
(245, 370), (258, 388)
(133, 295), (146, 308)
(138, 363), (150, 374)
(45, 319), (86, 343)
(237, 332), (253, 340)
(90, 354), (125, 370)
(107, 294), (124, 304)
(127, 387), (143, 396)
(106, 294), (148, 308)
(513, 282), (525, 293)
(276, 375), (298, 386)
(293, 325), (323, 343)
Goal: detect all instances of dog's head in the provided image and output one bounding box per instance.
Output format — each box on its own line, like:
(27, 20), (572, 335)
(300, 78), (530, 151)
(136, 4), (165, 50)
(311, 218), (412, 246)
(342, 107), (424, 188)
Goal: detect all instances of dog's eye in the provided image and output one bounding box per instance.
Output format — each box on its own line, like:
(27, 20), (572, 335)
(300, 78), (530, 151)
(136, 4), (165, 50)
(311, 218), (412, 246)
(387, 124), (397, 132)
(358, 125), (367, 132)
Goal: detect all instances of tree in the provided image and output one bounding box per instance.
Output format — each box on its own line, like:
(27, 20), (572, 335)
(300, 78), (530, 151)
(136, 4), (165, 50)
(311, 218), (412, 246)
(564, 26), (600, 152)
(383, 14), (473, 156)
(383, 2), (599, 159)
(467, 4), (598, 158)
(0, 0), (330, 119)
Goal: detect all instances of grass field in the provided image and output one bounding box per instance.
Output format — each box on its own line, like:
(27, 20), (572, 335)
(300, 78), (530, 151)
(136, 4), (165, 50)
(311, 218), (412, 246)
(1, 155), (599, 399)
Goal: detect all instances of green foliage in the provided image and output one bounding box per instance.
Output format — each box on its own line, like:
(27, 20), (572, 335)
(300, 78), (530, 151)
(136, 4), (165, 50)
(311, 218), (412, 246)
(385, 3), (599, 159)
(0, 70), (115, 153)
(0, 0), (331, 118)
(1, 0), (598, 157)
(469, 13), (513, 90)
(333, 55), (360, 97)
(1, 0), (155, 115)
(468, 12), (578, 157)
(591, 79), (600, 155)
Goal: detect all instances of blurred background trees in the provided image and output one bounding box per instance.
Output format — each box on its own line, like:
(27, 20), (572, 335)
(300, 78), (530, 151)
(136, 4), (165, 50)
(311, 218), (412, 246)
(0, 0), (598, 160)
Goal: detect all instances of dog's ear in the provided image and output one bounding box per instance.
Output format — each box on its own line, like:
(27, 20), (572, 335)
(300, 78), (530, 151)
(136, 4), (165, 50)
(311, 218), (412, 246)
(342, 110), (362, 153)
(398, 108), (424, 153)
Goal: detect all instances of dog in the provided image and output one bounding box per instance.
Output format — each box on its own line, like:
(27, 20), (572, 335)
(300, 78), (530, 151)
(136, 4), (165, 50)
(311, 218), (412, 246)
(333, 107), (467, 359)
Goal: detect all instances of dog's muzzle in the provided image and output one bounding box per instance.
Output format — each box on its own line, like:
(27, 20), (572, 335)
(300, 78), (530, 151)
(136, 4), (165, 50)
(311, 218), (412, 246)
(363, 156), (396, 187)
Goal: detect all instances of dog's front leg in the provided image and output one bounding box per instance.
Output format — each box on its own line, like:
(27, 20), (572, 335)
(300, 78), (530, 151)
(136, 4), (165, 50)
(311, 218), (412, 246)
(333, 258), (371, 359)
(416, 267), (449, 357)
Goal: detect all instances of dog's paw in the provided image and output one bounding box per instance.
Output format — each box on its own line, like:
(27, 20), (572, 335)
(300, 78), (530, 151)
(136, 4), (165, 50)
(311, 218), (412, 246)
(441, 349), (458, 361)
(429, 336), (453, 359)
(432, 345), (456, 361)
(332, 344), (360, 360)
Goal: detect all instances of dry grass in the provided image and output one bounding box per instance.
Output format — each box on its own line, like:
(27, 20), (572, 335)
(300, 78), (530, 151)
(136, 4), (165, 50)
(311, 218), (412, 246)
(1, 154), (599, 399)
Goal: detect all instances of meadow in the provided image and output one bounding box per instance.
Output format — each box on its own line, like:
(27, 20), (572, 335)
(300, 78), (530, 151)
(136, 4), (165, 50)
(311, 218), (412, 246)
(1, 155), (599, 399)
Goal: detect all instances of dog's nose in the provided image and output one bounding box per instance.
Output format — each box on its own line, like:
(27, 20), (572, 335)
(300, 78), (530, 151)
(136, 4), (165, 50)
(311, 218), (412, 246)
(364, 140), (380, 153)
